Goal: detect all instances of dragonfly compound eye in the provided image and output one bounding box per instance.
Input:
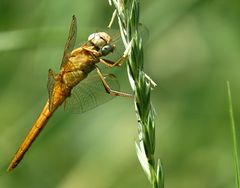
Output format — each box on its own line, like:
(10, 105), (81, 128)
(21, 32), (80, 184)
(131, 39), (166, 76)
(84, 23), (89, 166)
(100, 44), (114, 56)
(88, 32), (112, 49)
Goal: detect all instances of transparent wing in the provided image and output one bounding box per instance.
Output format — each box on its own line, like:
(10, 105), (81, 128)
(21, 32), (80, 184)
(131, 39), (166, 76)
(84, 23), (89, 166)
(64, 71), (120, 114)
(138, 23), (150, 46)
(101, 24), (149, 61)
(47, 69), (57, 112)
(60, 15), (77, 68)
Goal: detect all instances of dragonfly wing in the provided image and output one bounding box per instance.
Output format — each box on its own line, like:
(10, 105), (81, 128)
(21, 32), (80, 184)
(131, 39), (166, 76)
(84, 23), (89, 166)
(64, 72), (120, 114)
(47, 69), (56, 112)
(60, 15), (77, 68)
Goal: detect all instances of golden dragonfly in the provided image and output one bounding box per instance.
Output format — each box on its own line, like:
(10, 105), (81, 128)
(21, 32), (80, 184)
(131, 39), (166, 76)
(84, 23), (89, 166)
(7, 15), (131, 171)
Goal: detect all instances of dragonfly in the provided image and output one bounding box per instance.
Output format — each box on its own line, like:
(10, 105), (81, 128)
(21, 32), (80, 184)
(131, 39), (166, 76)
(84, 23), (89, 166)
(7, 15), (132, 171)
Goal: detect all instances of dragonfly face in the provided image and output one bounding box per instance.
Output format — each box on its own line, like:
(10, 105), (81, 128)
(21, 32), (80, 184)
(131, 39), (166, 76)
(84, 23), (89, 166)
(100, 44), (115, 56)
(88, 32), (116, 56)
(88, 32), (111, 47)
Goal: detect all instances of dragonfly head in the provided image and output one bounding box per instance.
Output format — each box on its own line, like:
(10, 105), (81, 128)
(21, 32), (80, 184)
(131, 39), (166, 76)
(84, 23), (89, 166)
(88, 32), (116, 56)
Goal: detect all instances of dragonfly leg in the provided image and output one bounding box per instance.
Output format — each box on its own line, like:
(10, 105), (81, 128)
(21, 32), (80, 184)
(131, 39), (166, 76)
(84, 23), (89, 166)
(95, 66), (133, 98)
(99, 55), (127, 68)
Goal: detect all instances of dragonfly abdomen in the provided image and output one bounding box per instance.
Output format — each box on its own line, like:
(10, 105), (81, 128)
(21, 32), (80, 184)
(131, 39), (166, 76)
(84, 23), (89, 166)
(7, 101), (56, 171)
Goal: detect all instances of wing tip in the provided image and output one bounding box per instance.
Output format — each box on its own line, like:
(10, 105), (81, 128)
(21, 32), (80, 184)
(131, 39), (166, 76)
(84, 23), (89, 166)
(72, 15), (76, 21)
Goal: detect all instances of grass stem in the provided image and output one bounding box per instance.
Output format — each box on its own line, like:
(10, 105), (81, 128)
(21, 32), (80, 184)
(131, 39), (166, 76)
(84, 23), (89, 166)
(227, 81), (240, 188)
(108, 1), (164, 187)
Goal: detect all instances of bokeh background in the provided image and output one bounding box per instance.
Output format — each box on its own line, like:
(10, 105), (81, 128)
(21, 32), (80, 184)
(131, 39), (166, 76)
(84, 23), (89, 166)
(0, 0), (240, 187)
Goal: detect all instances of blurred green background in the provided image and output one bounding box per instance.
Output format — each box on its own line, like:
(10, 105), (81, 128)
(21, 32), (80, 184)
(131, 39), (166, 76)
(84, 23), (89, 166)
(0, 0), (240, 187)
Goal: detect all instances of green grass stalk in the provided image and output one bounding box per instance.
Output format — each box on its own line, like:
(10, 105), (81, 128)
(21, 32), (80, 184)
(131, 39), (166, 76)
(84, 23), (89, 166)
(108, 0), (164, 187)
(227, 81), (240, 188)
